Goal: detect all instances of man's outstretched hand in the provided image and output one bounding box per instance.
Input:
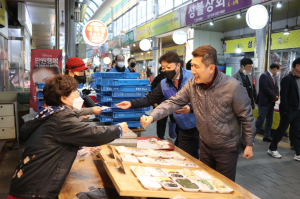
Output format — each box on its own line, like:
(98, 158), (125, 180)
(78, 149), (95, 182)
(140, 115), (154, 128)
(116, 101), (132, 109)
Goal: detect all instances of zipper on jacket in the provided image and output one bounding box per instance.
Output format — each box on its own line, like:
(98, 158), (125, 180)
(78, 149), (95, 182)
(204, 90), (213, 148)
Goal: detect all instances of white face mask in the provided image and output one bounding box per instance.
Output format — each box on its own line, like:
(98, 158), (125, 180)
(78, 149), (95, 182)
(68, 96), (84, 110)
(242, 69), (247, 76)
(117, 62), (125, 68)
(276, 71), (280, 76)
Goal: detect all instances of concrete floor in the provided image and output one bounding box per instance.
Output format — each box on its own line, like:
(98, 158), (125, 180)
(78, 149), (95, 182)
(0, 120), (299, 199)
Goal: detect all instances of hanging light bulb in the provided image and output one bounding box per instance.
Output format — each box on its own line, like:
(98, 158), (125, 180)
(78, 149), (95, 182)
(283, 25), (290, 35)
(141, 53), (143, 55)
(209, 19), (214, 26)
(236, 46), (242, 53)
(133, 43), (136, 47)
(237, 11), (241, 19)
(60, 11), (65, 34)
(276, 1), (282, 8)
(147, 51), (150, 53)
(74, 1), (81, 22)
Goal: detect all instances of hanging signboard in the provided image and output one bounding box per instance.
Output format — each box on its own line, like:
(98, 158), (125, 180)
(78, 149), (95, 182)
(0, 0), (5, 28)
(120, 30), (135, 46)
(151, 11), (181, 37)
(160, 45), (185, 56)
(185, 0), (252, 26)
(108, 36), (120, 50)
(82, 20), (108, 46)
(136, 23), (152, 41)
(30, 49), (62, 113)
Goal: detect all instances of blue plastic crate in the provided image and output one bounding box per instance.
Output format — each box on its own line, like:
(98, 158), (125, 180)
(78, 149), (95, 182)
(94, 72), (139, 79)
(78, 83), (83, 89)
(111, 121), (141, 128)
(96, 95), (138, 103)
(96, 79), (149, 86)
(96, 115), (113, 122)
(36, 82), (45, 89)
(97, 85), (151, 92)
(37, 100), (44, 106)
(100, 106), (151, 113)
(36, 91), (44, 98)
(111, 91), (146, 98)
(113, 111), (145, 118)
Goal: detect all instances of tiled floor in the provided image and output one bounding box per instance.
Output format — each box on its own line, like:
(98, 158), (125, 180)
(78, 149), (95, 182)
(0, 120), (299, 199)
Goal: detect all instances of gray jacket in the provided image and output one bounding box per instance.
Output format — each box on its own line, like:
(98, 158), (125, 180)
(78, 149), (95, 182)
(150, 71), (255, 149)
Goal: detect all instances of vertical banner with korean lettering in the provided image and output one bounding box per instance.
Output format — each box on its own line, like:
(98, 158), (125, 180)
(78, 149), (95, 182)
(30, 49), (62, 113)
(185, 0), (252, 26)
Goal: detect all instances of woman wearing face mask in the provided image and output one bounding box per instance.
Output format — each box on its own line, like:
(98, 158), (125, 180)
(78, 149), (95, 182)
(109, 54), (130, 73)
(127, 57), (137, 72)
(8, 75), (128, 199)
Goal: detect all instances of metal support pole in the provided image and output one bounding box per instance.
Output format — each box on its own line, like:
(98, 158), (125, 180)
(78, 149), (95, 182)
(266, 4), (273, 71)
(153, 37), (158, 78)
(65, 0), (76, 60)
(55, 0), (60, 49)
(65, 0), (69, 61)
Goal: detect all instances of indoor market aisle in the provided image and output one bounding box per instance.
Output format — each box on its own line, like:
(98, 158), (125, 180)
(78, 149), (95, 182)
(0, 121), (299, 199)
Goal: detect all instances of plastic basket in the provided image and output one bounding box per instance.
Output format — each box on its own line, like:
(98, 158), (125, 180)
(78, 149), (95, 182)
(111, 91), (146, 98)
(112, 121), (141, 128)
(113, 111), (145, 118)
(17, 93), (30, 104)
(96, 115), (113, 122)
(97, 85), (151, 92)
(37, 100), (44, 106)
(100, 106), (151, 113)
(96, 95), (138, 103)
(95, 79), (149, 86)
(36, 91), (44, 98)
(94, 72), (139, 79)
(96, 115), (140, 122)
(36, 82), (45, 89)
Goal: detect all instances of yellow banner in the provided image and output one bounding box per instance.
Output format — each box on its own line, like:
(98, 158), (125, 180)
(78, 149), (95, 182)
(160, 45), (184, 56)
(144, 51), (153, 60)
(136, 23), (152, 41)
(225, 29), (300, 54)
(150, 11), (181, 37)
(0, 0), (6, 27)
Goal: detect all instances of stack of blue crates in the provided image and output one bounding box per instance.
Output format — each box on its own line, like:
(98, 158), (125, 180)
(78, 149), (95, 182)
(36, 82), (45, 112)
(94, 72), (151, 128)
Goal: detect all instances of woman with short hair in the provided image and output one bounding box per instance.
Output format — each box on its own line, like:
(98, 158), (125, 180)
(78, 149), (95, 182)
(8, 75), (128, 199)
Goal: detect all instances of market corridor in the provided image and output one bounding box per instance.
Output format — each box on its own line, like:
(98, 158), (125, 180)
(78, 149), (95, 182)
(0, 121), (299, 199)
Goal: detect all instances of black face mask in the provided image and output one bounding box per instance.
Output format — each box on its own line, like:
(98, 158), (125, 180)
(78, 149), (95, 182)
(165, 68), (177, 80)
(130, 62), (136, 68)
(73, 72), (86, 84)
(160, 71), (166, 78)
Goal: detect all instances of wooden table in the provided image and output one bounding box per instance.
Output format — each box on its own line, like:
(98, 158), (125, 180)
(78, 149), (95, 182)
(130, 128), (146, 137)
(59, 156), (104, 199)
(99, 145), (260, 199)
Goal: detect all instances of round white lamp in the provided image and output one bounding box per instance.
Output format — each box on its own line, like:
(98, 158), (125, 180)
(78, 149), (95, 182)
(246, 5), (269, 30)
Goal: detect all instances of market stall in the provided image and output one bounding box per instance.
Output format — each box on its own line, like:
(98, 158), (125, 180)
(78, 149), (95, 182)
(98, 144), (259, 199)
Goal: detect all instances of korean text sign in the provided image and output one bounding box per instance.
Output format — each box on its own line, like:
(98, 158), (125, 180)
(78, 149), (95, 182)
(82, 20), (108, 46)
(185, 0), (252, 26)
(30, 49), (62, 113)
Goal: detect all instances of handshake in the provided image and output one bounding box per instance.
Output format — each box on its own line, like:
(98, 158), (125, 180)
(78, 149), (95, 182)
(116, 101), (154, 128)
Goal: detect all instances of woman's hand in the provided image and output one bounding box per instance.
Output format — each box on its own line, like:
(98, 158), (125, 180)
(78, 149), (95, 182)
(80, 115), (90, 121)
(93, 106), (103, 115)
(118, 122), (128, 135)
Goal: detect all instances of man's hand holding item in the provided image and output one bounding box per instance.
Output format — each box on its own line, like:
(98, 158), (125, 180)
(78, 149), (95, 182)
(118, 122), (128, 134)
(140, 115), (154, 128)
(93, 106), (103, 115)
(243, 145), (253, 159)
(175, 105), (190, 114)
(116, 101), (132, 109)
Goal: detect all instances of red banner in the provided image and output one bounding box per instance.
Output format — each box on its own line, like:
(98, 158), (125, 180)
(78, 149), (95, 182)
(101, 53), (109, 57)
(30, 49), (62, 113)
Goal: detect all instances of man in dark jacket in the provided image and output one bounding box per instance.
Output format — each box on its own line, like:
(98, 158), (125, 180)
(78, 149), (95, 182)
(232, 58), (257, 109)
(116, 52), (199, 159)
(269, 58), (300, 161)
(151, 67), (168, 140)
(255, 63), (281, 142)
(139, 45), (255, 182)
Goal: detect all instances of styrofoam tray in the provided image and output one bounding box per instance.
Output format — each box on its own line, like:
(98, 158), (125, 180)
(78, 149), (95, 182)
(173, 178), (200, 192)
(211, 179), (234, 194)
(137, 157), (156, 164)
(157, 177), (180, 191)
(130, 166), (151, 176)
(115, 146), (132, 155)
(180, 168), (200, 179)
(192, 170), (214, 180)
(192, 179), (217, 193)
(120, 154), (139, 163)
(132, 149), (148, 157)
(145, 167), (168, 177)
(163, 169), (185, 178)
(146, 149), (160, 158)
(137, 176), (162, 190)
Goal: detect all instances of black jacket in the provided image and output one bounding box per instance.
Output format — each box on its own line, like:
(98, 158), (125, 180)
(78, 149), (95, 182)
(279, 73), (300, 113)
(9, 109), (120, 199)
(151, 73), (166, 105)
(257, 71), (279, 107)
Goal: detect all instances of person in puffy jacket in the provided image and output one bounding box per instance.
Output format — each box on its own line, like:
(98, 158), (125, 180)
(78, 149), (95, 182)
(8, 75), (128, 199)
(139, 45), (255, 182)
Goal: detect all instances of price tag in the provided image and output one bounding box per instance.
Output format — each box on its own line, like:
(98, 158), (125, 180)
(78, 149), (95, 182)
(116, 157), (126, 174)
(107, 145), (115, 159)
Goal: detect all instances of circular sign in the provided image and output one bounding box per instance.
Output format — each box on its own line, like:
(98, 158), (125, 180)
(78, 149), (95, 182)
(172, 30), (188, 45)
(246, 5), (269, 30)
(82, 20), (108, 46)
(139, 39), (151, 51)
(103, 57), (111, 64)
(112, 48), (120, 56)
